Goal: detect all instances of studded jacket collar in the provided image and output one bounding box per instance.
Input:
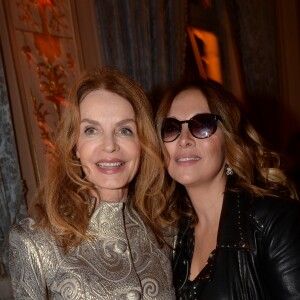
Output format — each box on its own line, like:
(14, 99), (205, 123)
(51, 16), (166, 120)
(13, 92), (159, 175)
(217, 191), (250, 250)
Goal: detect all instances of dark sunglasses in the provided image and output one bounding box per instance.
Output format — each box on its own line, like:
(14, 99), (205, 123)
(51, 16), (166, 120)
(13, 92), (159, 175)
(161, 113), (222, 142)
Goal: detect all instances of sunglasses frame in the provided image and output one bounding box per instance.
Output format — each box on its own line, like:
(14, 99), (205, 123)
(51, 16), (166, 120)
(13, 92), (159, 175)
(161, 113), (222, 143)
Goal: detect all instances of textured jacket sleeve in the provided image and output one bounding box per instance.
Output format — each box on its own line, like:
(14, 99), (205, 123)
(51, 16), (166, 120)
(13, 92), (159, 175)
(258, 198), (300, 299)
(9, 222), (48, 299)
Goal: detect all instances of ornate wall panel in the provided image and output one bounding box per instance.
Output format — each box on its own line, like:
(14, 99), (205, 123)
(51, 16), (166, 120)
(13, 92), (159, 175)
(0, 1), (85, 293)
(2, 0), (82, 187)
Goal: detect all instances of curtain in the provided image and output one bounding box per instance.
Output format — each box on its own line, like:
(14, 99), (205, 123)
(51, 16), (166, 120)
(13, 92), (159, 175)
(0, 50), (27, 275)
(217, 0), (280, 148)
(95, 0), (187, 108)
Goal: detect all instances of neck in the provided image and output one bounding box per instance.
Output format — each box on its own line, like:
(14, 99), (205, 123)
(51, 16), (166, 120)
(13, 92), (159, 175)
(186, 179), (226, 224)
(94, 189), (128, 206)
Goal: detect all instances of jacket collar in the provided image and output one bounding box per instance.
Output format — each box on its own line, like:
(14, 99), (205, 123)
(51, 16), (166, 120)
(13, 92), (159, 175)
(217, 191), (251, 250)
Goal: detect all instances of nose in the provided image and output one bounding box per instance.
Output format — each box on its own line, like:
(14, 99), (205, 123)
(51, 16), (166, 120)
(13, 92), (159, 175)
(101, 133), (119, 152)
(178, 124), (195, 147)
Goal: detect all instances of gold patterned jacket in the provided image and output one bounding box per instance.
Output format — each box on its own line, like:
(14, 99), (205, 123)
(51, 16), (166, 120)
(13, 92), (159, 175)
(9, 201), (176, 299)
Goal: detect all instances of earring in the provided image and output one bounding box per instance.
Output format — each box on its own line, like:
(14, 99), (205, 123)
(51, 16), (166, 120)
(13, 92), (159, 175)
(225, 165), (233, 176)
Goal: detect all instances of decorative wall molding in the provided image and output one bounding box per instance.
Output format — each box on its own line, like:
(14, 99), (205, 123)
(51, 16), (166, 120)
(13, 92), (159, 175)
(4, 0), (81, 180)
(0, 1), (102, 293)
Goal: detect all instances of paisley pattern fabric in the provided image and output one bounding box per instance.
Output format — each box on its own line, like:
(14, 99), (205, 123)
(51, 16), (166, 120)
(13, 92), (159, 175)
(9, 201), (175, 299)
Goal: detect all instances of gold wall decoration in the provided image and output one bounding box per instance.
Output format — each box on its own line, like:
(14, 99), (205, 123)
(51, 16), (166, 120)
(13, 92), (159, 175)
(5, 0), (82, 183)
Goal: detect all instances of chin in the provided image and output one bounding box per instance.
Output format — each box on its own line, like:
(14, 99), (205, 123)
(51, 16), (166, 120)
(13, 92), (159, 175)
(173, 177), (197, 187)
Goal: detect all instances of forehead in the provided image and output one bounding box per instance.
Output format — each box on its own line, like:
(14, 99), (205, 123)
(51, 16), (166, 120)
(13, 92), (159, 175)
(80, 89), (135, 118)
(167, 88), (210, 118)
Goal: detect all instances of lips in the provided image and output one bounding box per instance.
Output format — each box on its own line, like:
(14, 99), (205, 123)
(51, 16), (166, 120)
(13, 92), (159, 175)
(96, 161), (125, 168)
(96, 159), (125, 169)
(174, 153), (201, 166)
(176, 157), (200, 162)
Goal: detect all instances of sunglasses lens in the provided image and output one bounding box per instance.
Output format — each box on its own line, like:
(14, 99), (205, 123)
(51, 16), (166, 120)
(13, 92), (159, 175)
(161, 118), (181, 142)
(161, 114), (220, 142)
(190, 114), (218, 139)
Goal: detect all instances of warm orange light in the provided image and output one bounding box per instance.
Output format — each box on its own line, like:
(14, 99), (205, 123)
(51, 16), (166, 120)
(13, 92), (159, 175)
(37, 0), (54, 7)
(188, 26), (222, 83)
(34, 33), (61, 62)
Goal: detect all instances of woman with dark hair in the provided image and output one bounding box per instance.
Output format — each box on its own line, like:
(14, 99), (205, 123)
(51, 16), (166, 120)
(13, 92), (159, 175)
(156, 78), (300, 299)
(9, 67), (175, 299)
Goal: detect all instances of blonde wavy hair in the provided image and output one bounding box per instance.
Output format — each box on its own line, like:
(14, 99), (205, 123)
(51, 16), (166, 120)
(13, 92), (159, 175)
(30, 67), (170, 251)
(156, 79), (298, 223)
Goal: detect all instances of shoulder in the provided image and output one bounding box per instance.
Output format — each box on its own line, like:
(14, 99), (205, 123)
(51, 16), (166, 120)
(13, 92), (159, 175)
(9, 217), (53, 250)
(10, 217), (37, 240)
(246, 194), (300, 232)
(9, 217), (62, 276)
(247, 194), (300, 217)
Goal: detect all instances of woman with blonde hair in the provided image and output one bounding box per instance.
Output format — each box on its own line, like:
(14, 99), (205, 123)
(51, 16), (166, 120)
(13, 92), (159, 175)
(156, 78), (300, 299)
(9, 67), (175, 299)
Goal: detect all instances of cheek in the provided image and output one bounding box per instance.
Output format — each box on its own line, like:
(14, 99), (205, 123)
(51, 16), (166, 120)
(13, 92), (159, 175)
(164, 143), (174, 158)
(131, 145), (140, 161)
(129, 139), (141, 155)
(75, 143), (84, 160)
(133, 146), (142, 166)
(75, 141), (92, 163)
(166, 157), (178, 180)
(163, 144), (174, 170)
(205, 139), (226, 166)
(75, 138), (83, 157)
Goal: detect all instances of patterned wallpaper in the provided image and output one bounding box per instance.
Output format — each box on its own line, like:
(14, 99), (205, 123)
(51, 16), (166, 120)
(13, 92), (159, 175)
(6, 0), (81, 181)
(0, 0), (81, 279)
(0, 1), (82, 296)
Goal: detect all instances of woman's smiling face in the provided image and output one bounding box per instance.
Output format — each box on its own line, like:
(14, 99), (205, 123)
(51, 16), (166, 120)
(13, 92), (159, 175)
(76, 89), (141, 201)
(164, 88), (227, 190)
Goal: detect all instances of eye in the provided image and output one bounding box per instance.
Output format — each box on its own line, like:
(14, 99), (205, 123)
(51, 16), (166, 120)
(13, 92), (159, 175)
(165, 123), (179, 132)
(84, 127), (97, 135)
(117, 127), (134, 136)
(163, 119), (180, 133)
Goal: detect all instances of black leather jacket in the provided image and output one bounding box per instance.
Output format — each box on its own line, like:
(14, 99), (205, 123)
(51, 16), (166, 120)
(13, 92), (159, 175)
(173, 191), (300, 299)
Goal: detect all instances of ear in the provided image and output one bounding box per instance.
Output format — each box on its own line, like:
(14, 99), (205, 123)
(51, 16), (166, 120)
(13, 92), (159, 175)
(76, 150), (80, 159)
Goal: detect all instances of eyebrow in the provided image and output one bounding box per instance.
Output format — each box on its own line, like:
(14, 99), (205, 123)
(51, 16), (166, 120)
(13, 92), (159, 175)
(80, 118), (136, 126)
(80, 118), (99, 126)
